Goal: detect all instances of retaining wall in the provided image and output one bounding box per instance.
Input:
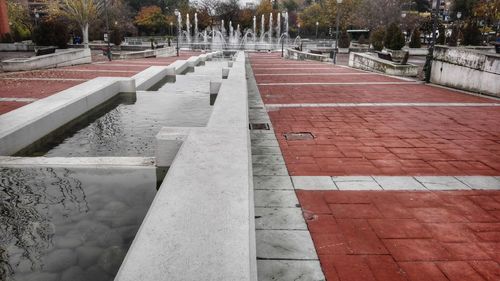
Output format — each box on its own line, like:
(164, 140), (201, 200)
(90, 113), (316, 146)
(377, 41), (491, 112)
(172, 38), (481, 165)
(348, 52), (418, 76)
(1, 48), (91, 71)
(0, 42), (35, 51)
(116, 51), (257, 281)
(284, 48), (330, 62)
(431, 46), (500, 97)
(0, 77), (135, 155)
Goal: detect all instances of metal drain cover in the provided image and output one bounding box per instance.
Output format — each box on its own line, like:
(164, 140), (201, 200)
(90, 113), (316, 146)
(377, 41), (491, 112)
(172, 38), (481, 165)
(284, 132), (314, 141)
(249, 123), (270, 130)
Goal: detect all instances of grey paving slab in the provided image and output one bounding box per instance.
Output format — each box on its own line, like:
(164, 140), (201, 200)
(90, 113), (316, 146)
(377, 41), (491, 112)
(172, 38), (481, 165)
(255, 207), (307, 230)
(252, 138), (280, 147)
(252, 146), (283, 155)
(331, 176), (374, 182)
(252, 155), (285, 165)
(373, 176), (426, 190)
(335, 180), (382, 190)
(251, 133), (277, 140)
(455, 176), (500, 190)
(253, 176), (294, 190)
(415, 176), (471, 190)
(256, 230), (318, 259)
(257, 260), (325, 281)
(253, 164), (289, 176)
(255, 190), (299, 207)
(292, 176), (337, 190)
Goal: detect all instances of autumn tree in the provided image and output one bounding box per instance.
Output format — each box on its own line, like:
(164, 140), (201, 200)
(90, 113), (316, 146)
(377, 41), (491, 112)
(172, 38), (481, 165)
(134, 5), (167, 35)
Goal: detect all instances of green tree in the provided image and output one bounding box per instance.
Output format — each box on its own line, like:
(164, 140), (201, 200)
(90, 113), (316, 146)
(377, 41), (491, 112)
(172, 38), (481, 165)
(462, 21), (482, 45)
(370, 27), (385, 51)
(384, 22), (405, 50)
(6, 0), (32, 41)
(33, 16), (70, 48)
(134, 5), (167, 35)
(409, 29), (421, 48)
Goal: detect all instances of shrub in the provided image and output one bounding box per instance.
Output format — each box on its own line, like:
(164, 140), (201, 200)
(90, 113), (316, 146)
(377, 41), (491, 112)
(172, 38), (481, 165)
(385, 22), (405, 50)
(437, 25), (445, 44)
(0, 33), (14, 43)
(33, 17), (70, 48)
(111, 28), (123, 46)
(358, 34), (368, 45)
(370, 27), (385, 51)
(448, 26), (459, 46)
(462, 21), (482, 46)
(338, 29), (350, 48)
(409, 29), (422, 48)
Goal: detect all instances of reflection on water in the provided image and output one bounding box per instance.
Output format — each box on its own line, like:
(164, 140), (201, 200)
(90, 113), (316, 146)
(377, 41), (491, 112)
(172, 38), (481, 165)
(26, 91), (212, 157)
(0, 167), (157, 281)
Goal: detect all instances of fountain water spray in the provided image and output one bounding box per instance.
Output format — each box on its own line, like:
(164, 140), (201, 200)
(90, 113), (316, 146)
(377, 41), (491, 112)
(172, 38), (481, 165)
(269, 13), (273, 43)
(194, 13), (199, 43)
(253, 16), (257, 42)
(260, 15), (265, 42)
(276, 13), (281, 42)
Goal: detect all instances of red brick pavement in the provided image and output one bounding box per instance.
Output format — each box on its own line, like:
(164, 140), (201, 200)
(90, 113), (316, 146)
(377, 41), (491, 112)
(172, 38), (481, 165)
(297, 190), (500, 281)
(258, 84), (492, 104)
(255, 74), (405, 84)
(0, 101), (29, 114)
(270, 107), (500, 176)
(249, 53), (500, 176)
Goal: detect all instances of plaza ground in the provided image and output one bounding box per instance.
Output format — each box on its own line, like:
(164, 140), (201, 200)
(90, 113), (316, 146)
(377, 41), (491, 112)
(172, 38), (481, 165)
(1, 50), (499, 280)
(249, 53), (500, 281)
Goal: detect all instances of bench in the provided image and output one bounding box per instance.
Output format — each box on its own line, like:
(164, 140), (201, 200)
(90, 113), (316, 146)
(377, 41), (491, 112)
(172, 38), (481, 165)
(310, 49), (323, 55)
(35, 47), (56, 56)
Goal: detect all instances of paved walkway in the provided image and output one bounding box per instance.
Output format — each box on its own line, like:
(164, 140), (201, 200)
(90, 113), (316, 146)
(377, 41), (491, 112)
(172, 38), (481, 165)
(249, 53), (500, 281)
(0, 51), (200, 115)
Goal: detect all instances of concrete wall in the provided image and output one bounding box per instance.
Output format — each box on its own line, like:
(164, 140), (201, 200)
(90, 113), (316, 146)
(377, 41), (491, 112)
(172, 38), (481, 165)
(112, 47), (176, 59)
(285, 48), (330, 62)
(0, 42), (36, 51)
(431, 46), (500, 97)
(116, 51), (257, 281)
(0, 77), (135, 155)
(1, 48), (92, 71)
(348, 52), (418, 76)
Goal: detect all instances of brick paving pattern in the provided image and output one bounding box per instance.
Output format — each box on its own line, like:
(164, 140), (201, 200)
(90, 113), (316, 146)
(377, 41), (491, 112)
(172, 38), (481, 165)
(249, 53), (500, 177)
(250, 53), (500, 280)
(297, 190), (500, 281)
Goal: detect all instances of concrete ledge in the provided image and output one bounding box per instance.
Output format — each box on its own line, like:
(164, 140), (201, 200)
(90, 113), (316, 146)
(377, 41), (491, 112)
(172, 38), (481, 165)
(133, 66), (176, 90)
(0, 77), (135, 155)
(403, 47), (428, 56)
(0, 42), (35, 51)
(118, 51), (256, 281)
(1, 48), (92, 72)
(284, 48), (330, 62)
(348, 52), (418, 77)
(0, 156), (155, 167)
(169, 60), (189, 74)
(431, 46), (500, 97)
(112, 47), (175, 59)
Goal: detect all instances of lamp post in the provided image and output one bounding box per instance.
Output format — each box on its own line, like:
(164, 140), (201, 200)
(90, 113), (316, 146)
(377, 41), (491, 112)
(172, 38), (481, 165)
(104, 0), (111, 61)
(456, 11), (462, 46)
(170, 22), (173, 36)
(315, 21), (319, 38)
(174, 9), (180, 57)
(334, 0), (342, 64)
(401, 12), (407, 43)
(298, 23), (300, 37)
(424, 0), (441, 82)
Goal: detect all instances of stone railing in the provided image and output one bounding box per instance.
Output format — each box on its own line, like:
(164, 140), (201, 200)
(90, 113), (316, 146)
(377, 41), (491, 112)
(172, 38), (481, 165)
(1, 48), (91, 71)
(431, 45), (500, 97)
(348, 52), (418, 76)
